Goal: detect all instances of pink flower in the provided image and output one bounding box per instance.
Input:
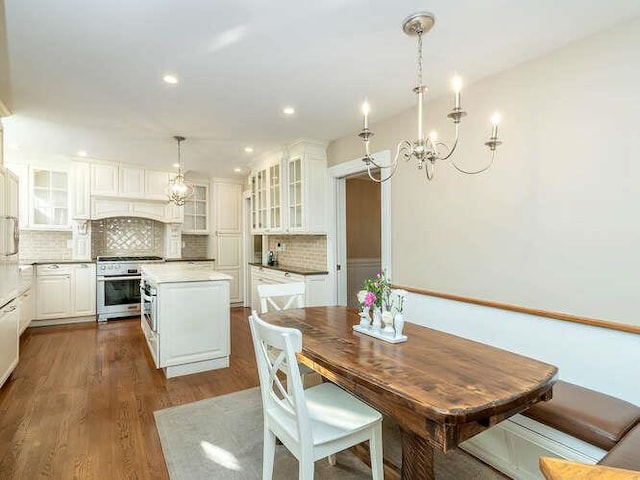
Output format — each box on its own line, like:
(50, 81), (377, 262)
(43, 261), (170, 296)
(364, 291), (376, 307)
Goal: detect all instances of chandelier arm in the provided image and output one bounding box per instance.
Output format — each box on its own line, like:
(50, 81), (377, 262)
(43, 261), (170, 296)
(450, 149), (497, 175)
(365, 141), (406, 183)
(438, 123), (460, 161)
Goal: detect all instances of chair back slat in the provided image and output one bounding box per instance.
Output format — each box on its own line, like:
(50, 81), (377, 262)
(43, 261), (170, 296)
(258, 282), (305, 314)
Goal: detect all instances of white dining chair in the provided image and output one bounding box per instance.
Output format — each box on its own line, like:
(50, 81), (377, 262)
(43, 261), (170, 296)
(257, 281), (305, 313)
(249, 311), (384, 480)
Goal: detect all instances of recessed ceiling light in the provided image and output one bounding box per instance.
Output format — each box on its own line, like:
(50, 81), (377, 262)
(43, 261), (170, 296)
(233, 167), (242, 173)
(172, 163), (180, 168)
(244, 146), (253, 153)
(9, 143), (20, 151)
(77, 150), (88, 157)
(282, 106), (295, 115)
(163, 74), (179, 84)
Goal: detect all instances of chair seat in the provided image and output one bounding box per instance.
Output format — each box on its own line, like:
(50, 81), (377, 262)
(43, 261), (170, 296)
(268, 382), (382, 446)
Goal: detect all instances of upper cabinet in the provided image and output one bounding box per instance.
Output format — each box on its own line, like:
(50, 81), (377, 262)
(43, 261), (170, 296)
(90, 163), (118, 196)
(89, 162), (171, 201)
(31, 168), (69, 229)
(250, 139), (327, 235)
(250, 152), (285, 235)
(182, 183), (209, 234)
(285, 140), (327, 234)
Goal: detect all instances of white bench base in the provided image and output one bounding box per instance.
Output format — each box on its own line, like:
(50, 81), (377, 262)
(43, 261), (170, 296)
(461, 414), (607, 480)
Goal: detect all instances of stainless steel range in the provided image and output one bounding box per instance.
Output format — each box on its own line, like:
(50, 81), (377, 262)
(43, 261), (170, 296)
(96, 256), (164, 321)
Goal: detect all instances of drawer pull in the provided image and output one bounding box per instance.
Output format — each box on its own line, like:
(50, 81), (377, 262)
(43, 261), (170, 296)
(284, 272), (290, 277)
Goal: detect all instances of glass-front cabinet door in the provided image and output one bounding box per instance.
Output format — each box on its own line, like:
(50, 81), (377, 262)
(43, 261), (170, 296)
(251, 169), (267, 233)
(31, 168), (69, 228)
(287, 157), (303, 230)
(182, 183), (209, 234)
(268, 163), (281, 231)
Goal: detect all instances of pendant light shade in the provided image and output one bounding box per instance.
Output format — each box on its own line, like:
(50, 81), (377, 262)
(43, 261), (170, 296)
(166, 135), (194, 206)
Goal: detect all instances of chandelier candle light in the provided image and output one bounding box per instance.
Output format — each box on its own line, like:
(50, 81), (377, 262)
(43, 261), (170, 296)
(359, 11), (502, 183)
(166, 135), (194, 206)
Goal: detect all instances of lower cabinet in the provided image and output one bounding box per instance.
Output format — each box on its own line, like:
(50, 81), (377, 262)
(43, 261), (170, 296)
(250, 266), (329, 312)
(18, 288), (35, 334)
(36, 263), (96, 321)
(144, 278), (230, 378)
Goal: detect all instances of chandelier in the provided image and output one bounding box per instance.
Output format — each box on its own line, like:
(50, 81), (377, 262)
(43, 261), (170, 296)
(166, 135), (194, 206)
(358, 12), (502, 183)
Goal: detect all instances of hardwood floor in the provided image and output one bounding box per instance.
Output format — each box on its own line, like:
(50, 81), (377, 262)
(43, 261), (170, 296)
(0, 307), (258, 480)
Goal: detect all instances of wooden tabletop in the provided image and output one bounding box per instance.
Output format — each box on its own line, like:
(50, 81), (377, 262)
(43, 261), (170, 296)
(263, 306), (558, 452)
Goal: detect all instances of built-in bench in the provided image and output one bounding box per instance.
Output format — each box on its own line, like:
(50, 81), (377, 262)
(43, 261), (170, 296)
(461, 380), (640, 479)
(523, 380), (640, 451)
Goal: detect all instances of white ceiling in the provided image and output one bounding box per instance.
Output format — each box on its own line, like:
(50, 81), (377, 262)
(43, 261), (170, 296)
(3, 0), (640, 178)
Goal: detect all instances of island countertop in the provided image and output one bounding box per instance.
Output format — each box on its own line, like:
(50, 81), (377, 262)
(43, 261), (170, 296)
(141, 263), (232, 284)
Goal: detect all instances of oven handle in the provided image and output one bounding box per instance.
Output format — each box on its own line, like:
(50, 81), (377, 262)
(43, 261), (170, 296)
(97, 275), (142, 282)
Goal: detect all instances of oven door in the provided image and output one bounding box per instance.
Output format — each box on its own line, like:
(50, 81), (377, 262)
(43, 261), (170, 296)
(97, 275), (142, 321)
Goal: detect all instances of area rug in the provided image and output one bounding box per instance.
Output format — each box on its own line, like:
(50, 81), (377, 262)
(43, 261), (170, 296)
(154, 387), (506, 479)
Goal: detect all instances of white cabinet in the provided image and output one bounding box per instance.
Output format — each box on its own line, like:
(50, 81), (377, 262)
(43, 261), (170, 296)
(285, 140), (328, 234)
(71, 161), (90, 219)
(211, 181), (243, 303)
(0, 299), (19, 389)
(72, 263), (96, 316)
(35, 263), (96, 321)
(119, 165), (145, 198)
(164, 224), (182, 259)
(250, 140), (327, 235)
(90, 163), (119, 196)
(215, 182), (242, 233)
(144, 170), (170, 200)
(250, 265), (329, 311)
(91, 162), (172, 202)
(250, 158), (284, 234)
(145, 277), (230, 378)
(30, 168), (69, 229)
(215, 235), (242, 303)
(18, 288), (34, 335)
(182, 183), (209, 234)
(6, 168), (18, 219)
(36, 267), (72, 319)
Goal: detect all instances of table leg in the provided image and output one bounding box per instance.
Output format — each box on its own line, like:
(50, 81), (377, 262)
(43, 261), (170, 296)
(399, 427), (435, 480)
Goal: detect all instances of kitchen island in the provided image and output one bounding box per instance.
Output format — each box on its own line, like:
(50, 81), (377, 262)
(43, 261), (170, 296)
(140, 263), (231, 378)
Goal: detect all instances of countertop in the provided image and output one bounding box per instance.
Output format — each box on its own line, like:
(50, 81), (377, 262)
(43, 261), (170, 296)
(141, 263), (232, 284)
(248, 262), (329, 276)
(20, 259), (96, 265)
(165, 258), (216, 262)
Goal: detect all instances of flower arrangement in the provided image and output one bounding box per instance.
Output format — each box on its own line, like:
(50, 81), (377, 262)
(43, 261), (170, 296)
(360, 270), (392, 310)
(392, 289), (407, 313)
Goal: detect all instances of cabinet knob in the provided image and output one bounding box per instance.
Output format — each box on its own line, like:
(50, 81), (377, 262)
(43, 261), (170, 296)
(284, 272), (290, 277)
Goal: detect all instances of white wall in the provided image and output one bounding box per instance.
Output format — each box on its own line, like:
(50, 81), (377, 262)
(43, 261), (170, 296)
(328, 17), (640, 329)
(404, 291), (640, 404)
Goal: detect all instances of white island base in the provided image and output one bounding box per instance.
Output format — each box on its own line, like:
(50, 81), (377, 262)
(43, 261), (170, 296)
(141, 263), (232, 379)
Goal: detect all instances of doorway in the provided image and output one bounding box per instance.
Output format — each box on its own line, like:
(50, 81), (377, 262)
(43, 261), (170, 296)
(345, 174), (381, 308)
(328, 150), (392, 306)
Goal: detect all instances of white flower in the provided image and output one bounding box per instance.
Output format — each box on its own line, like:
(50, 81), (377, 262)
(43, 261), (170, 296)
(392, 289), (407, 312)
(357, 289), (368, 304)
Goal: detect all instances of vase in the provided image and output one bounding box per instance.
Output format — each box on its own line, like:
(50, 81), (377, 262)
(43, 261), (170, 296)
(359, 307), (371, 327)
(394, 312), (405, 338)
(372, 307), (382, 332)
(381, 310), (394, 334)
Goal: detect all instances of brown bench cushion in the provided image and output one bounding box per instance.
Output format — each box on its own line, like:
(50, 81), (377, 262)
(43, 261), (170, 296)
(599, 423), (640, 471)
(523, 380), (640, 450)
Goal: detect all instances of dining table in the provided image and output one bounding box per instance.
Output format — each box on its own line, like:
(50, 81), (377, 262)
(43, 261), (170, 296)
(261, 306), (558, 480)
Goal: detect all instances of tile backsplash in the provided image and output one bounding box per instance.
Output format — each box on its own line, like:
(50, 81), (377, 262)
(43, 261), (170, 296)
(19, 230), (73, 260)
(182, 235), (208, 259)
(91, 217), (164, 258)
(267, 235), (327, 270)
